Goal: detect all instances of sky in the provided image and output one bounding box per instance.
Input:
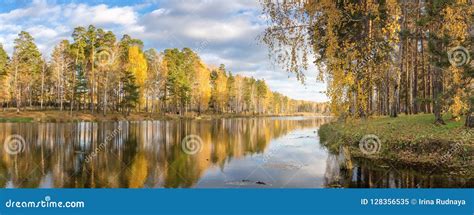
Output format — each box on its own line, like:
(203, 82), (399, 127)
(0, 0), (328, 102)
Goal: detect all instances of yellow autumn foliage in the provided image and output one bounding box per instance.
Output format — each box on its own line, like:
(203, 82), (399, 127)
(128, 46), (148, 107)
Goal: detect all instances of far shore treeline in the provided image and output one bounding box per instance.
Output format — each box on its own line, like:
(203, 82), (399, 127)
(0, 26), (329, 116)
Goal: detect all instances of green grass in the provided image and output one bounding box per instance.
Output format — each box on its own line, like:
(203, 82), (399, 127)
(0, 117), (34, 123)
(318, 114), (473, 176)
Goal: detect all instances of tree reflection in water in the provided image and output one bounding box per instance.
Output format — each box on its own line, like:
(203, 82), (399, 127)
(0, 117), (328, 188)
(323, 154), (473, 188)
(1, 117), (471, 188)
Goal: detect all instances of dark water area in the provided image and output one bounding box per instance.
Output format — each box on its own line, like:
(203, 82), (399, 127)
(0, 117), (471, 188)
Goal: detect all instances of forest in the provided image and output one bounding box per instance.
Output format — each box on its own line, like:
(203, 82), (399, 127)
(0, 26), (328, 117)
(261, 0), (473, 127)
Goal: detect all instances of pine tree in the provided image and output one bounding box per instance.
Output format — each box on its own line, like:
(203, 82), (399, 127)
(11, 31), (42, 113)
(70, 26), (87, 113)
(121, 69), (139, 116)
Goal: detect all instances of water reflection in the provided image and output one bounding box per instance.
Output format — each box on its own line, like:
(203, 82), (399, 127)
(323, 155), (474, 188)
(0, 117), (329, 188)
(1, 117), (471, 188)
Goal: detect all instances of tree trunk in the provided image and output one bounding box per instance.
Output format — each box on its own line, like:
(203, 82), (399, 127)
(421, 31), (427, 113)
(15, 64), (20, 114)
(433, 64), (445, 125)
(71, 50), (78, 116)
(90, 47), (95, 114)
(413, 36), (418, 114)
(427, 56), (432, 113)
(60, 60), (64, 111)
(466, 112), (474, 128)
(391, 84), (399, 118)
(405, 38), (410, 115)
(40, 62), (45, 110)
(466, 98), (473, 128)
(386, 72), (390, 116)
(103, 71), (108, 116)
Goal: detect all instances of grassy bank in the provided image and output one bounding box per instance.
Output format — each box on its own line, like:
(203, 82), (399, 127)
(0, 110), (325, 123)
(318, 114), (473, 177)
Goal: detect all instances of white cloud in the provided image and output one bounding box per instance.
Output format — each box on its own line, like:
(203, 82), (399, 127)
(183, 19), (259, 42)
(26, 25), (59, 39)
(150, 8), (170, 16)
(64, 4), (139, 27)
(0, 0), (61, 23)
(0, 24), (21, 32)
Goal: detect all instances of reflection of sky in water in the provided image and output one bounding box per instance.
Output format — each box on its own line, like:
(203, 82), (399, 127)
(196, 128), (328, 188)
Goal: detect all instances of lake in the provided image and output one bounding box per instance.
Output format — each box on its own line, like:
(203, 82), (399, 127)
(0, 117), (471, 188)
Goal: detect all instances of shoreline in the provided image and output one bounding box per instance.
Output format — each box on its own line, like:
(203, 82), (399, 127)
(0, 110), (330, 123)
(318, 114), (473, 178)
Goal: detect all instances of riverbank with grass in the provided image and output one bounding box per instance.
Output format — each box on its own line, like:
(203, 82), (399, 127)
(318, 114), (473, 177)
(0, 110), (327, 123)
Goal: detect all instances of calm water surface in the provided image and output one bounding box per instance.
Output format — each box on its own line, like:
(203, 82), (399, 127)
(0, 117), (471, 188)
